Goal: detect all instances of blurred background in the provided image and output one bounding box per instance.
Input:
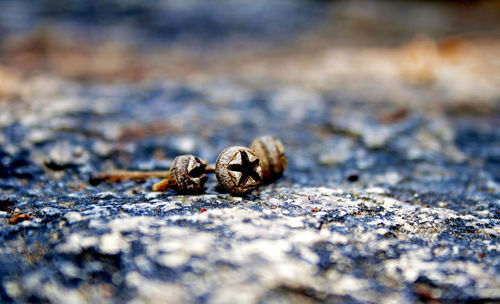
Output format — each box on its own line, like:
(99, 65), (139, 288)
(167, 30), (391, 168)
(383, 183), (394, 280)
(0, 0), (499, 110)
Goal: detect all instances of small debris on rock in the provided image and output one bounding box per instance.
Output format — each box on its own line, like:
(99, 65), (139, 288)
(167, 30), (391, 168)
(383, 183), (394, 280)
(9, 213), (32, 225)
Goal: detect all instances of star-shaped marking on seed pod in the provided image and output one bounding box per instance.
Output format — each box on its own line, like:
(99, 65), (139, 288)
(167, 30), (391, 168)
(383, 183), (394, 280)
(215, 146), (262, 195)
(227, 150), (261, 188)
(171, 155), (208, 193)
(186, 156), (206, 179)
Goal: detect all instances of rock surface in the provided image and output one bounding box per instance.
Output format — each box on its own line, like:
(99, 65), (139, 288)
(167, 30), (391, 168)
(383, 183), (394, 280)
(0, 1), (499, 303)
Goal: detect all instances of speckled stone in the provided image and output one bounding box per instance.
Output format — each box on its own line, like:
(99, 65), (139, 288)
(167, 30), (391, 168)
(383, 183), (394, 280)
(0, 77), (498, 303)
(0, 1), (499, 303)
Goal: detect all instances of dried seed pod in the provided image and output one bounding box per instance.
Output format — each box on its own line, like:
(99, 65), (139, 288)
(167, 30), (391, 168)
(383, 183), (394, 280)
(152, 155), (208, 194)
(250, 135), (287, 183)
(215, 146), (262, 195)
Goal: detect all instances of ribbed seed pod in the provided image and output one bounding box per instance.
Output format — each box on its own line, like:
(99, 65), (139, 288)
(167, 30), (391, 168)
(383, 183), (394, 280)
(152, 155), (208, 194)
(250, 135), (287, 183)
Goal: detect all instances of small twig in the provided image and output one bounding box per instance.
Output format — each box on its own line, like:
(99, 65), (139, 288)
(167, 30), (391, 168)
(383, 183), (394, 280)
(90, 158), (217, 190)
(205, 164), (215, 173)
(151, 177), (177, 192)
(90, 170), (172, 184)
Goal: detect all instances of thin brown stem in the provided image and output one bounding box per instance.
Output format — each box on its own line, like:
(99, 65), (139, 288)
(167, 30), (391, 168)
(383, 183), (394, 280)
(152, 177), (176, 192)
(205, 164), (216, 173)
(92, 170), (172, 183)
(91, 162), (216, 187)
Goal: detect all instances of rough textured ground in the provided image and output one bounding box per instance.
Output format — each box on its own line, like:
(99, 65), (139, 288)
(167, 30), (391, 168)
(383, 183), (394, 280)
(0, 1), (499, 303)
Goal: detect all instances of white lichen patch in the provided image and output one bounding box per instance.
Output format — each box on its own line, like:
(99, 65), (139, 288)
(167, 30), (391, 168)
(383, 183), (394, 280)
(126, 272), (185, 304)
(56, 234), (99, 254)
